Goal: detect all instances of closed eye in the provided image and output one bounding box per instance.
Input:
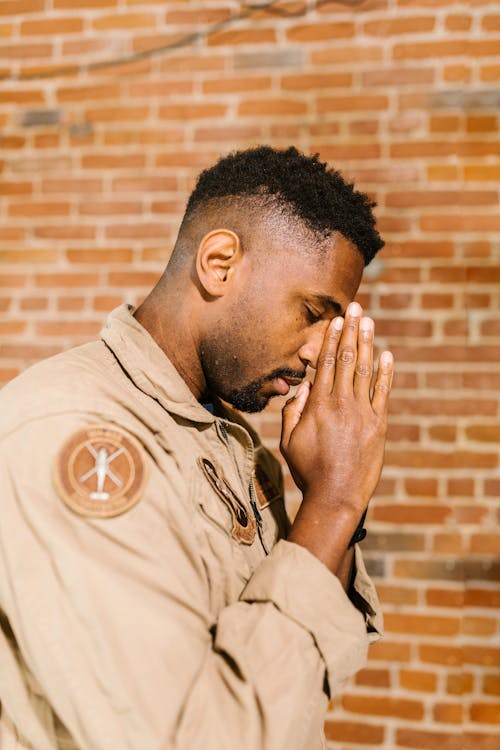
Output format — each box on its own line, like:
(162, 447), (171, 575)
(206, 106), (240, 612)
(305, 306), (323, 325)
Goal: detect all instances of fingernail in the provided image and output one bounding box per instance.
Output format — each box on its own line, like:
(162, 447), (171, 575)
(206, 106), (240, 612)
(381, 351), (393, 369)
(333, 316), (344, 330)
(360, 317), (373, 341)
(348, 301), (362, 317)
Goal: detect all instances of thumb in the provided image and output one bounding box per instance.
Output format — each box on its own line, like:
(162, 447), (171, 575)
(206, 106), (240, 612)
(280, 380), (311, 450)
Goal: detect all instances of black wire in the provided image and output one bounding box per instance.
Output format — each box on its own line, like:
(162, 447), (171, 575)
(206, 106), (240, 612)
(1, 0), (365, 83)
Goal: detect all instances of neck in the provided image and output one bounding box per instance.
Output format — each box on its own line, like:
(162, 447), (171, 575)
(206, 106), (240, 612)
(134, 276), (207, 400)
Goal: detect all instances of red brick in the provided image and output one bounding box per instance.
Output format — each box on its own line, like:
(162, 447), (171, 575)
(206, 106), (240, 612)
(324, 719), (385, 744)
(21, 17), (83, 34)
(66, 249), (133, 264)
(454, 506), (489, 525)
(355, 668), (391, 688)
(165, 8), (230, 24)
(373, 504), (451, 525)
(0, 1), (44, 13)
(0, 181), (32, 195)
(446, 14), (472, 31)
(86, 106), (150, 123)
(464, 646), (500, 667)
(41, 179), (101, 194)
(81, 154), (146, 169)
(364, 17), (435, 35)
(19, 297), (47, 311)
(315, 143), (381, 160)
(311, 45), (383, 65)
(375, 584), (418, 606)
(92, 12), (155, 30)
(433, 534), (463, 555)
(343, 694), (424, 720)
(36, 321), (100, 337)
(0, 249), (58, 263)
(396, 728), (462, 750)
(368, 640), (411, 663)
(462, 617), (497, 637)
(385, 613), (460, 637)
(426, 588), (464, 608)
(470, 703), (500, 724)
(34, 226), (95, 240)
(287, 21), (355, 41)
(400, 669), (437, 693)
(56, 296), (85, 312)
(54, 0), (117, 6)
(0, 42), (53, 58)
(420, 645), (462, 666)
(8, 201), (70, 217)
(112, 177), (177, 192)
(202, 76), (272, 95)
(0, 321), (26, 335)
(447, 478), (474, 497)
(464, 733), (500, 750)
(56, 84), (120, 102)
(107, 271), (161, 287)
(238, 99), (307, 117)
(430, 115), (461, 132)
(34, 273), (99, 288)
(469, 533), (500, 555)
(393, 39), (467, 59)
(207, 27), (276, 46)
(78, 201), (142, 216)
(447, 672), (474, 695)
(0, 89), (45, 104)
(281, 72), (352, 90)
(34, 133), (60, 148)
(483, 675), (500, 696)
(433, 702), (463, 724)
(318, 95), (389, 112)
(158, 104), (227, 120)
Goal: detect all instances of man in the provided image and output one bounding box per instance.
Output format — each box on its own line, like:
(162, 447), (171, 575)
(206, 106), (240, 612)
(0, 146), (393, 749)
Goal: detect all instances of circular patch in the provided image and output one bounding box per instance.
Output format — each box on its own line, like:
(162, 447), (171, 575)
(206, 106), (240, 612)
(54, 424), (147, 518)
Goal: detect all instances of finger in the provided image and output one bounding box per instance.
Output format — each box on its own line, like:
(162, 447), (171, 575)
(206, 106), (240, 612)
(333, 301), (362, 397)
(280, 380), (311, 450)
(311, 316), (344, 396)
(372, 351), (394, 417)
(354, 316), (374, 402)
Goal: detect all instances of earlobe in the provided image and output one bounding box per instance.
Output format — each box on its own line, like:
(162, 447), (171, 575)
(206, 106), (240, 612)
(196, 229), (241, 297)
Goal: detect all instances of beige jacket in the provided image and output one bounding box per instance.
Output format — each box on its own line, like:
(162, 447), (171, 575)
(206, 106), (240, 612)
(0, 305), (382, 750)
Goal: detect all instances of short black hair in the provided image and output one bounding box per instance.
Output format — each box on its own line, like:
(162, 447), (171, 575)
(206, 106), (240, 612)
(182, 145), (384, 265)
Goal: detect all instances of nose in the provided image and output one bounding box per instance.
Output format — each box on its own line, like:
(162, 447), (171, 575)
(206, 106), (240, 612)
(297, 325), (329, 370)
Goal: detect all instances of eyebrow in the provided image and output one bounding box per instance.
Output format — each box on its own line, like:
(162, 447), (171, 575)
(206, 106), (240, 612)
(311, 294), (343, 316)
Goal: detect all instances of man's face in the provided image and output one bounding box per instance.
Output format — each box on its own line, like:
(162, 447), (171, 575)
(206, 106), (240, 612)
(200, 229), (365, 412)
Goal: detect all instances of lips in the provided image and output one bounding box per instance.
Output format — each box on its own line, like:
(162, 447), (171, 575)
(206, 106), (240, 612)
(282, 376), (304, 387)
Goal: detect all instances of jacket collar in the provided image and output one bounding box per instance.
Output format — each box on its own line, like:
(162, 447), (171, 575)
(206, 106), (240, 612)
(100, 304), (216, 424)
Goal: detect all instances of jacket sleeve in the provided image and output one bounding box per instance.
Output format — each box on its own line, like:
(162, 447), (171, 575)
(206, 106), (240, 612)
(0, 414), (381, 750)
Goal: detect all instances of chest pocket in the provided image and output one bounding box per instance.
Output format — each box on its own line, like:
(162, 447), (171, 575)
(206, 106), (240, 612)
(253, 460), (291, 549)
(197, 457), (257, 546)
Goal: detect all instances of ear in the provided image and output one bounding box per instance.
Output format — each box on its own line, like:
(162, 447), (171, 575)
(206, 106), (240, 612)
(196, 229), (242, 297)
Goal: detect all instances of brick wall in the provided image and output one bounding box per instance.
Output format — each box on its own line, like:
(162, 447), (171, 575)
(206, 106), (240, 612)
(1, 1), (499, 747)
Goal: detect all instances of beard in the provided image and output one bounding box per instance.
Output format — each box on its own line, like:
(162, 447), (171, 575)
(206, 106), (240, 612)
(224, 366), (306, 413)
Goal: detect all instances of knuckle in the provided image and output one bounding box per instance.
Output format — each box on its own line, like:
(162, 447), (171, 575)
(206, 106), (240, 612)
(356, 362), (372, 378)
(374, 382), (390, 395)
(318, 352), (336, 368)
(338, 346), (355, 365)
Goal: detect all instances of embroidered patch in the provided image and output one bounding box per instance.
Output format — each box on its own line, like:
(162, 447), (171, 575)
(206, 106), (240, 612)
(254, 463), (281, 510)
(198, 457), (256, 545)
(54, 424), (147, 518)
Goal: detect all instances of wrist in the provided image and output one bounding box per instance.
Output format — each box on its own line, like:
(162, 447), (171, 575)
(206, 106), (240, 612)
(287, 494), (366, 573)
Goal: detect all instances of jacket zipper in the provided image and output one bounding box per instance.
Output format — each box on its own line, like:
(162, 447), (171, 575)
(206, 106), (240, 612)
(217, 420), (267, 553)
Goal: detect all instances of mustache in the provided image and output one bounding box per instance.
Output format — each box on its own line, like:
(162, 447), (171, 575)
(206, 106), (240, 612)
(264, 367), (307, 382)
